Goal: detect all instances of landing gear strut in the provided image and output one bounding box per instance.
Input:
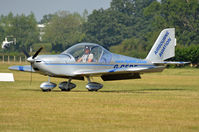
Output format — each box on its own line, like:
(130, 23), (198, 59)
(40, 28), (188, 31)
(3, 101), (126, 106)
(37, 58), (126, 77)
(59, 78), (76, 91)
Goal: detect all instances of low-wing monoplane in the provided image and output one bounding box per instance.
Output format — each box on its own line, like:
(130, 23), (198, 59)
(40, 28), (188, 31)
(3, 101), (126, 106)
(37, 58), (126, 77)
(9, 28), (188, 92)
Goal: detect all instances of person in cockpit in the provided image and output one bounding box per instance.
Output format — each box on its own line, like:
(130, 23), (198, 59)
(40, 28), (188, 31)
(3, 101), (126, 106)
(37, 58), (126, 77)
(77, 46), (93, 62)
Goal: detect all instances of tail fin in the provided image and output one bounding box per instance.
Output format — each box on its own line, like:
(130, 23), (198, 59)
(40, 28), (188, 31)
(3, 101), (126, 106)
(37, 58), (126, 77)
(146, 28), (176, 63)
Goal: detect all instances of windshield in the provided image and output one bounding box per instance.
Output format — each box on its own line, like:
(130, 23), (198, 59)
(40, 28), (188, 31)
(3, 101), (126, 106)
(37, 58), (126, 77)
(61, 43), (112, 63)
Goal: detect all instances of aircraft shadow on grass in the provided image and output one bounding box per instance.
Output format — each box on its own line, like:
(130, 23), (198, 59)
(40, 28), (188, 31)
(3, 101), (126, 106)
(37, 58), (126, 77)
(99, 88), (186, 93)
(20, 88), (186, 93)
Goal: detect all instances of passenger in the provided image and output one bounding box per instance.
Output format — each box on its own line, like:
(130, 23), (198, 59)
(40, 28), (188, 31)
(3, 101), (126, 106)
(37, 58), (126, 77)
(77, 46), (93, 62)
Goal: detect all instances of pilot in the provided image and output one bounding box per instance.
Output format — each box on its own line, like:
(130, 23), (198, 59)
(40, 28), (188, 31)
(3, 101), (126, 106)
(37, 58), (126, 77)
(77, 46), (93, 62)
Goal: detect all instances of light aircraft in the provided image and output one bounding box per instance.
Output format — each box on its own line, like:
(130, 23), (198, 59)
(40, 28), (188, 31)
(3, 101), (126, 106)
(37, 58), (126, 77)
(1, 37), (16, 49)
(9, 28), (188, 92)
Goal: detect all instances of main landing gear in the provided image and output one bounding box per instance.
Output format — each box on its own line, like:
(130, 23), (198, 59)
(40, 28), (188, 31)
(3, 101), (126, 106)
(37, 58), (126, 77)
(85, 76), (103, 91)
(58, 78), (76, 91)
(59, 77), (103, 92)
(39, 76), (103, 92)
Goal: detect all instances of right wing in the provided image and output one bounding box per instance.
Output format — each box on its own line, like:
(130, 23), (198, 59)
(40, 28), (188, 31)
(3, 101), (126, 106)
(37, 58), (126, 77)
(73, 66), (165, 76)
(73, 66), (165, 81)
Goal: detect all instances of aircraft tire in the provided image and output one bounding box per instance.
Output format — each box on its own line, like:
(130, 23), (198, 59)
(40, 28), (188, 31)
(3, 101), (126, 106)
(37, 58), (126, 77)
(42, 89), (51, 92)
(88, 89), (98, 92)
(61, 89), (71, 92)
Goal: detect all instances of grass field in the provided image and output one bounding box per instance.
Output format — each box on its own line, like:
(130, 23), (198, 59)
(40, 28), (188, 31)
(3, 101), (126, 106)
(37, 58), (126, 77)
(0, 63), (199, 132)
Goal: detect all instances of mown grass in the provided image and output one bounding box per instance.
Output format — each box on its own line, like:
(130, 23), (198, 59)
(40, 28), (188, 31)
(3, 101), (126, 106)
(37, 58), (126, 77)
(0, 63), (199, 132)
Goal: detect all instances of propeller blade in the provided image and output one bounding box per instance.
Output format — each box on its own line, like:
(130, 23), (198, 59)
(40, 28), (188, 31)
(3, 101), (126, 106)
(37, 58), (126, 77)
(22, 49), (30, 58)
(33, 47), (43, 59)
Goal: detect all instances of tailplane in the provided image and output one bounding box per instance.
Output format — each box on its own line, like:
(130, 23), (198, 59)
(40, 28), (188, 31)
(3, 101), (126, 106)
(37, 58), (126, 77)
(146, 28), (176, 63)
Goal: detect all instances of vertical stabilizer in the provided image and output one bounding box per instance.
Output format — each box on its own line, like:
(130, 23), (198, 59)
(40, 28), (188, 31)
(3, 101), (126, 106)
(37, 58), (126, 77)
(146, 28), (176, 63)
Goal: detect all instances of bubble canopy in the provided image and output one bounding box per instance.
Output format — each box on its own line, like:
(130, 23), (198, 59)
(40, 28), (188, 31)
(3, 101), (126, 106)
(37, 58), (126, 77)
(61, 43), (112, 63)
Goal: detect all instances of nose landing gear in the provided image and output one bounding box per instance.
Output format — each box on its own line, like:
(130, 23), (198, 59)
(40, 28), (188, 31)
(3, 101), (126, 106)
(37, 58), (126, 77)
(40, 76), (56, 92)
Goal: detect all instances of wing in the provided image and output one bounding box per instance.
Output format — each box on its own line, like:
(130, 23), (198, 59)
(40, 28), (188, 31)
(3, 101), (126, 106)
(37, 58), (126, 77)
(73, 66), (165, 81)
(74, 66), (165, 76)
(8, 65), (35, 72)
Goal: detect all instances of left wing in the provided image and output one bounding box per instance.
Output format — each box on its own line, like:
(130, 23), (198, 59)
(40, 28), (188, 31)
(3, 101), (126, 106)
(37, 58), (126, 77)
(8, 65), (35, 72)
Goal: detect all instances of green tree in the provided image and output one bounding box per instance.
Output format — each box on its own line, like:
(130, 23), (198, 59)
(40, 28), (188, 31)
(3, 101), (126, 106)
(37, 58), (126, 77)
(39, 14), (55, 24)
(0, 12), (39, 52)
(43, 11), (85, 52)
(83, 9), (128, 48)
(9, 13), (39, 51)
(144, 0), (199, 46)
(83, 0), (156, 49)
(110, 37), (148, 58)
(174, 45), (199, 65)
(0, 12), (14, 43)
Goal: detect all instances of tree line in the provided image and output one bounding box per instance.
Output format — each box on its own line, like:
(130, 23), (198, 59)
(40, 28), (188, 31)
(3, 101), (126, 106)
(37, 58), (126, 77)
(0, 0), (199, 65)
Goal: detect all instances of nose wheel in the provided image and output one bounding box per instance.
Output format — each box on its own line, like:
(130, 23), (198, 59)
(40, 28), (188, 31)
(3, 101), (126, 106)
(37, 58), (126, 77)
(40, 76), (56, 92)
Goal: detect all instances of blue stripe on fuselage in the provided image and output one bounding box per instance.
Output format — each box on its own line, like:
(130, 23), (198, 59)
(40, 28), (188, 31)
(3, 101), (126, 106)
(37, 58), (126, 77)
(44, 63), (114, 66)
(44, 63), (153, 67)
(115, 60), (147, 64)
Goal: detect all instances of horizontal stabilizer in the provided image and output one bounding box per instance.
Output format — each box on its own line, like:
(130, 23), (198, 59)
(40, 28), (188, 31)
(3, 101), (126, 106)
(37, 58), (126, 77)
(153, 61), (190, 65)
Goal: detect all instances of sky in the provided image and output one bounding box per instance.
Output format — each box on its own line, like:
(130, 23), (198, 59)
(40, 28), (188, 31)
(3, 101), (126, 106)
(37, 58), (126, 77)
(0, 0), (111, 21)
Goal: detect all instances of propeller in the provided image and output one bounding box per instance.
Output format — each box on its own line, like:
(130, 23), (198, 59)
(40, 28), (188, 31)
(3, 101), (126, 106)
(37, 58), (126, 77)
(33, 47), (43, 59)
(27, 47), (43, 62)
(22, 47), (43, 84)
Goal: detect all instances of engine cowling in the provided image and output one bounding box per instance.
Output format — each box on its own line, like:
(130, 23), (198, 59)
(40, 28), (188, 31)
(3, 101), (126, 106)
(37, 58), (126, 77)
(86, 82), (103, 91)
(40, 82), (57, 92)
(59, 81), (76, 91)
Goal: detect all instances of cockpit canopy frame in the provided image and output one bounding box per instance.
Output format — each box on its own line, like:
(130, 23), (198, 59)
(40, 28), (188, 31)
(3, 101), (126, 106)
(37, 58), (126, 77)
(61, 43), (112, 63)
